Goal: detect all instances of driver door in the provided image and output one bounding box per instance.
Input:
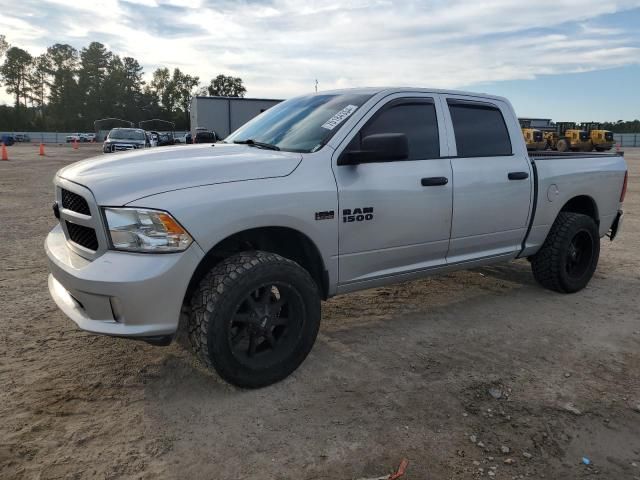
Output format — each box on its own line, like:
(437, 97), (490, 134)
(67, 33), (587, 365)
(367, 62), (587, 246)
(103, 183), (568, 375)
(332, 94), (453, 288)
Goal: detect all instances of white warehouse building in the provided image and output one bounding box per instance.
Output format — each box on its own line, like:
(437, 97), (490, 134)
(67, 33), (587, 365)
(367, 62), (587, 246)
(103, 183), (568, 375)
(189, 96), (282, 139)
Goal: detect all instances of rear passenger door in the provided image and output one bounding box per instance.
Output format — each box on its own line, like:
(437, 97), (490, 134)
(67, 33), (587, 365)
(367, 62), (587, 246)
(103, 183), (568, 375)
(443, 96), (533, 263)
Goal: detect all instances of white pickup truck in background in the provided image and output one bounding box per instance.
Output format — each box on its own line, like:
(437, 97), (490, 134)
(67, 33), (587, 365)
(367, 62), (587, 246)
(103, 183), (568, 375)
(46, 88), (627, 388)
(65, 133), (95, 143)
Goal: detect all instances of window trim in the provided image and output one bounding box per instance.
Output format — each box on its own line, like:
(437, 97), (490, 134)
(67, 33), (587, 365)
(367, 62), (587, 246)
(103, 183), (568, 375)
(349, 97), (441, 162)
(446, 98), (514, 158)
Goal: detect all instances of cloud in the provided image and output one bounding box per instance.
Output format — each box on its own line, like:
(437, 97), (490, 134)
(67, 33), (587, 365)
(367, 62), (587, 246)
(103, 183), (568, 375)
(1, 0), (640, 104)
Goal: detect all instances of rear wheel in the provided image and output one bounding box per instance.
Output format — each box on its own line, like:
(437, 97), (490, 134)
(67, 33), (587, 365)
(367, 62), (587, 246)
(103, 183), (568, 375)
(531, 212), (600, 293)
(189, 251), (321, 388)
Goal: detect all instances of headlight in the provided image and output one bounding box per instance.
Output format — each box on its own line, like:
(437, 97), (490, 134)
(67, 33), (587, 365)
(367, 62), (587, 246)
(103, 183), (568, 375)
(104, 208), (193, 252)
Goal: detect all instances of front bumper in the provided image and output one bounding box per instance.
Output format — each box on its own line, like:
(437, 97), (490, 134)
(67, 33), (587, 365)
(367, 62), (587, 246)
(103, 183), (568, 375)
(46, 224), (204, 337)
(103, 143), (145, 153)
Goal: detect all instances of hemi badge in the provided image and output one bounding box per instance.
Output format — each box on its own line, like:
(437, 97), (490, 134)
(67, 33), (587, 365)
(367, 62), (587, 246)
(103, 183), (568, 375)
(315, 210), (334, 221)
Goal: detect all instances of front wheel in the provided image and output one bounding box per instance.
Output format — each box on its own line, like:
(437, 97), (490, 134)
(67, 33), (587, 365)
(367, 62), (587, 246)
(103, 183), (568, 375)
(188, 251), (321, 388)
(531, 212), (600, 293)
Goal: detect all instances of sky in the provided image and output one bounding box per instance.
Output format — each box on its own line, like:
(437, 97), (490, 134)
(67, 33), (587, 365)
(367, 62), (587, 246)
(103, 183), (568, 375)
(2, 0), (640, 121)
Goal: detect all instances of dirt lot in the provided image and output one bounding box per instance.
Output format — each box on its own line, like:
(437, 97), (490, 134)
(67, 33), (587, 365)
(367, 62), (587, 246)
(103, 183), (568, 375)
(1, 143), (639, 480)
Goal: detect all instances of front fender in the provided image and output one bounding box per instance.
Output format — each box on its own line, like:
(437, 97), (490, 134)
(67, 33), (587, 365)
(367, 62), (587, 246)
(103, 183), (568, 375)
(127, 173), (339, 293)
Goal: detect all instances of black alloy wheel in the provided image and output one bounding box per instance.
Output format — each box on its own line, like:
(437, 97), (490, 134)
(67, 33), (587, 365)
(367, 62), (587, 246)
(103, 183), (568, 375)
(228, 282), (305, 369)
(565, 230), (595, 281)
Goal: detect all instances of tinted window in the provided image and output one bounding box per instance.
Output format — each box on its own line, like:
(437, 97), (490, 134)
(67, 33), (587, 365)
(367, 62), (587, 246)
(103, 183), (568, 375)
(109, 129), (145, 141)
(447, 101), (512, 157)
(195, 132), (216, 143)
(356, 100), (439, 160)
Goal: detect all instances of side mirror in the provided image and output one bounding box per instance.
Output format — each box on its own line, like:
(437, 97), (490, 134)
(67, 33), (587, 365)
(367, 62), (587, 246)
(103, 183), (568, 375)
(338, 133), (409, 165)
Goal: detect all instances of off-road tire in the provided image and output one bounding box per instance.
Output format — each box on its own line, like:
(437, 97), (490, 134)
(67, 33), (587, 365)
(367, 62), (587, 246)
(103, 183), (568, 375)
(531, 212), (600, 293)
(188, 251), (321, 388)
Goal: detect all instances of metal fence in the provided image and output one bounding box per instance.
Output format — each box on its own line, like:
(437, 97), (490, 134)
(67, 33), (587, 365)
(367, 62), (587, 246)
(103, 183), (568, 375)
(614, 133), (640, 147)
(4, 130), (639, 147)
(1, 131), (189, 144)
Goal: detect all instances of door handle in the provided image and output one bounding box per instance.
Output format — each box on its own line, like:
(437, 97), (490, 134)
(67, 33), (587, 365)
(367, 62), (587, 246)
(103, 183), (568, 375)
(508, 172), (529, 180)
(421, 177), (448, 187)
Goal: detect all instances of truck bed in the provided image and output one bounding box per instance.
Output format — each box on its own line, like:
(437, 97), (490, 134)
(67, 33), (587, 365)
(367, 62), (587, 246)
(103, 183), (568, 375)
(520, 149), (626, 258)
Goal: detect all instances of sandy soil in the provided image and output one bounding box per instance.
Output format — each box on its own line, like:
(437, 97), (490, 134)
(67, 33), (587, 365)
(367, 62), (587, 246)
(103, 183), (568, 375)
(1, 143), (639, 480)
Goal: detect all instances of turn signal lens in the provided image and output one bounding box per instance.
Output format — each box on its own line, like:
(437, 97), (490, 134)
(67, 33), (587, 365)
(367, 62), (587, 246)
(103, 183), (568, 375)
(157, 212), (186, 235)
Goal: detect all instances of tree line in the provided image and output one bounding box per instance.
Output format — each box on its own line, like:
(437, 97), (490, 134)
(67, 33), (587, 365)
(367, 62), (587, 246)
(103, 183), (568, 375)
(600, 120), (640, 134)
(0, 35), (246, 131)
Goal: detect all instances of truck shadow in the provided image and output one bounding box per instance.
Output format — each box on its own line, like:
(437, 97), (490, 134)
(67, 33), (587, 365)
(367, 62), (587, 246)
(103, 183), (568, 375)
(142, 261), (540, 402)
(473, 260), (537, 287)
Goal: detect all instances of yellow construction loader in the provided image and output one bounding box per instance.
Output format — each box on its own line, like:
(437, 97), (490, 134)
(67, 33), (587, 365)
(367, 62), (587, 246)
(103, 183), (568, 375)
(518, 119), (546, 151)
(548, 122), (592, 152)
(581, 122), (615, 151)
(522, 128), (546, 150)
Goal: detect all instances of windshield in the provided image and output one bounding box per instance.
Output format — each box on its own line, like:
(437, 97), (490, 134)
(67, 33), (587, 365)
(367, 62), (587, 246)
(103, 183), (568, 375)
(225, 93), (373, 152)
(109, 129), (145, 141)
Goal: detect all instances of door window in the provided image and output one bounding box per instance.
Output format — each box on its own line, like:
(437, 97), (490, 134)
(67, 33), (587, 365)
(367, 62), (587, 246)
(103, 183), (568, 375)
(349, 99), (440, 160)
(447, 100), (512, 157)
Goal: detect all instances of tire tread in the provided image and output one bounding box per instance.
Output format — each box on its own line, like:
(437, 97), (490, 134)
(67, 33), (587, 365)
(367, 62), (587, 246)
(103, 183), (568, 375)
(531, 212), (598, 293)
(188, 251), (319, 387)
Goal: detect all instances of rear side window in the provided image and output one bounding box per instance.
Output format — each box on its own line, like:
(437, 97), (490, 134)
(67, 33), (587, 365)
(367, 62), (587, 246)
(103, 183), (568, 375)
(447, 100), (512, 157)
(358, 99), (440, 160)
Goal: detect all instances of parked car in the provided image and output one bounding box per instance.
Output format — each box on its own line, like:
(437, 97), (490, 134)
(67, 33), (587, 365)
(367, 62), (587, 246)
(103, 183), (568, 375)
(14, 133), (31, 142)
(46, 88), (627, 389)
(80, 133), (96, 143)
(148, 131), (159, 147)
(194, 130), (217, 144)
(102, 128), (149, 153)
(66, 133), (81, 143)
(1, 134), (15, 146)
(157, 132), (175, 146)
(174, 133), (193, 144)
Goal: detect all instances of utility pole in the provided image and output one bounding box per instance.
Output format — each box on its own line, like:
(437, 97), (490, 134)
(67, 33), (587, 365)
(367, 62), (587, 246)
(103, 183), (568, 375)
(315, 79), (318, 93)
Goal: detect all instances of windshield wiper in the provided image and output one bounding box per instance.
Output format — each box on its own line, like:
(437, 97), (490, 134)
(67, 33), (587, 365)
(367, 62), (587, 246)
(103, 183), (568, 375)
(233, 139), (280, 151)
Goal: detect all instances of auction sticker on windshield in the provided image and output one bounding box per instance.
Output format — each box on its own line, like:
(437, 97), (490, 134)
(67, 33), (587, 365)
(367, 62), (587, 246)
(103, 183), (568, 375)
(321, 105), (358, 130)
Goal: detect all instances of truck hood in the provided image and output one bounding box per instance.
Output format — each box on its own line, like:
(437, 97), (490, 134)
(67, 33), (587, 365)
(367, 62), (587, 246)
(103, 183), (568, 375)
(57, 144), (303, 205)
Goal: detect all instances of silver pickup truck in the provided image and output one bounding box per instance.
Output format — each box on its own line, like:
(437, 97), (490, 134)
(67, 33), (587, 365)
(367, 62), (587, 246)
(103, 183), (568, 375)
(46, 88), (627, 388)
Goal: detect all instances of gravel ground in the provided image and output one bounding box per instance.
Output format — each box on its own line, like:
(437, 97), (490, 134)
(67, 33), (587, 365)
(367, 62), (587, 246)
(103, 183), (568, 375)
(1, 143), (639, 480)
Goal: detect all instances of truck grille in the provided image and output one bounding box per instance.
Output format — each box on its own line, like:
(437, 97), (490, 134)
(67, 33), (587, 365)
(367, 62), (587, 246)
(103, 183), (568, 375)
(65, 221), (99, 251)
(106, 143), (139, 152)
(56, 182), (105, 259)
(61, 189), (91, 216)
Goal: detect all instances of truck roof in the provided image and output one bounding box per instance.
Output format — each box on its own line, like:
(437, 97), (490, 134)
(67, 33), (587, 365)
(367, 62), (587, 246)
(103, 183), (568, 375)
(308, 87), (509, 103)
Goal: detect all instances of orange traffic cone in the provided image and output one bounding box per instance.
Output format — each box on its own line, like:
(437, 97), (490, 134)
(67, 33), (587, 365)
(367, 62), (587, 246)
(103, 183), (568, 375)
(73, 138), (79, 150)
(1, 142), (8, 161)
(39, 143), (45, 156)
